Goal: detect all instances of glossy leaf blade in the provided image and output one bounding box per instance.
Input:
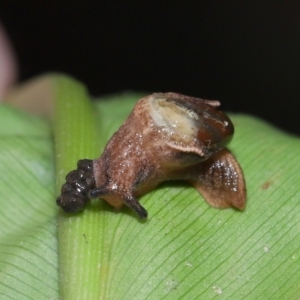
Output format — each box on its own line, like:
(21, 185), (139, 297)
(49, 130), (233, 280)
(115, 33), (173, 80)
(1, 75), (299, 300)
(0, 105), (58, 299)
(93, 98), (300, 299)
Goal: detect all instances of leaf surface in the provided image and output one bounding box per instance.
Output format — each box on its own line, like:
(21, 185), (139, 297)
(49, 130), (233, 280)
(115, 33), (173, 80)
(0, 75), (299, 300)
(0, 104), (58, 299)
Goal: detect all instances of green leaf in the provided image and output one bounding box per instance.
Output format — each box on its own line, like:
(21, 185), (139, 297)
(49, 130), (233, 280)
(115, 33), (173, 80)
(1, 74), (300, 299)
(0, 104), (58, 299)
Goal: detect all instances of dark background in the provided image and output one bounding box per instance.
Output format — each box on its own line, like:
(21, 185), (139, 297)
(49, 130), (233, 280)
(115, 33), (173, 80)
(1, 2), (300, 135)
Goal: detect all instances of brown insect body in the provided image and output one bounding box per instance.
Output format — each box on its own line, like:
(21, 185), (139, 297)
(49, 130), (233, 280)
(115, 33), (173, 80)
(87, 93), (246, 219)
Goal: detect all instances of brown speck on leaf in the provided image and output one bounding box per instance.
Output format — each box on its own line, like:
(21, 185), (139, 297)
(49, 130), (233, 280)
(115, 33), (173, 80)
(261, 181), (273, 190)
(83, 233), (88, 244)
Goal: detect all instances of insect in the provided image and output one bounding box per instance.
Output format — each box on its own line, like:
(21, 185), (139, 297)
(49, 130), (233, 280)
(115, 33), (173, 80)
(57, 92), (246, 219)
